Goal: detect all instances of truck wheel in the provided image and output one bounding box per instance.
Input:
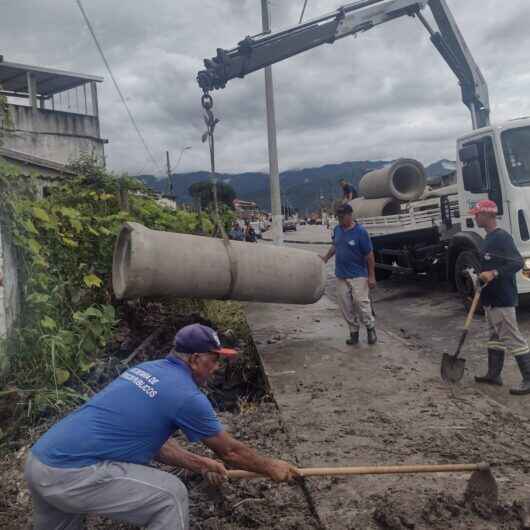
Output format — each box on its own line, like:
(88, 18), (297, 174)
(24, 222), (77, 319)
(454, 250), (482, 312)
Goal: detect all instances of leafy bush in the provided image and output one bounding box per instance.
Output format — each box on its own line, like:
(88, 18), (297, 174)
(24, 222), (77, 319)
(0, 156), (215, 417)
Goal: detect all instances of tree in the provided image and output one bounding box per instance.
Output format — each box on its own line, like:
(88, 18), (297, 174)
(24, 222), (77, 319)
(188, 181), (236, 210)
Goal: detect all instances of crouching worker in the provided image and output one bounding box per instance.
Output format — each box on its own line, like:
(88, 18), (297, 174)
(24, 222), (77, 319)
(471, 200), (530, 395)
(25, 324), (298, 529)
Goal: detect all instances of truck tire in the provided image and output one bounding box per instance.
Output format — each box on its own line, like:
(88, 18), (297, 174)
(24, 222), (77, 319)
(454, 249), (483, 312)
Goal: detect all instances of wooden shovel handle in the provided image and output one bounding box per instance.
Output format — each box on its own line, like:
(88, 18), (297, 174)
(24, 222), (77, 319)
(464, 289), (482, 330)
(227, 463), (490, 480)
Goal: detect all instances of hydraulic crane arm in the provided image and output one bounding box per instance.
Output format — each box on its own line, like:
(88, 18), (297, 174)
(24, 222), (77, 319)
(197, 0), (490, 129)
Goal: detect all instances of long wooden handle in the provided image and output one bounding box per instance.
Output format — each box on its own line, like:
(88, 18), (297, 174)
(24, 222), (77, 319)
(464, 289), (482, 330)
(227, 463), (490, 480)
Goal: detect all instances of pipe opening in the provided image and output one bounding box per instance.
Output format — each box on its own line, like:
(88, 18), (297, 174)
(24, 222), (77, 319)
(381, 201), (401, 216)
(392, 164), (425, 198)
(112, 224), (133, 299)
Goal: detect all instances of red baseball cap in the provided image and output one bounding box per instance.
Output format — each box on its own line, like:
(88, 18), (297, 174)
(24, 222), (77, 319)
(469, 199), (498, 215)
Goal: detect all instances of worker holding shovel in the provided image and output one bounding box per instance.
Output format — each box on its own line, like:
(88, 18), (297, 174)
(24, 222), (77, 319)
(471, 199), (530, 395)
(25, 324), (298, 530)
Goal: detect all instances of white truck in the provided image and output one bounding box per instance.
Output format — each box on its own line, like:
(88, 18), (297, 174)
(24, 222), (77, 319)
(197, 0), (530, 302)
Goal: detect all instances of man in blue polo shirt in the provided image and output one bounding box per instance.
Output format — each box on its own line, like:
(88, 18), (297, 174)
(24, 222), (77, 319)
(25, 324), (298, 530)
(321, 204), (377, 345)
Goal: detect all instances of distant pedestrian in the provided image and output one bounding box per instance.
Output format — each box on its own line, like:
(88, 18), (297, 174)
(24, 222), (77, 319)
(320, 204), (377, 346)
(471, 199), (530, 395)
(339, 179), (357, 204)
(244, 221), (257, 243)
(229, 222), (245, 241)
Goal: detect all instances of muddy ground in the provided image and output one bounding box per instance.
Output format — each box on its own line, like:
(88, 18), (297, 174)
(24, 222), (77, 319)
(2, 225), (530, 529)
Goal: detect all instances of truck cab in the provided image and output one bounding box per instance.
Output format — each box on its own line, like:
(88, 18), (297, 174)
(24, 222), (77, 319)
(456, 117), (530, 296)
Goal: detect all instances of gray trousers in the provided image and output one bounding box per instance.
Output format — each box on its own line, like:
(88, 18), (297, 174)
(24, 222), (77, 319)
(336, 277), (375, 333)
(485, 306), (529, 357)
(25, 451), (189, 530)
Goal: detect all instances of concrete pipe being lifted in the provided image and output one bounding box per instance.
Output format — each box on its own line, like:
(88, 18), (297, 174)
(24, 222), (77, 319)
(113, 222), (326, 304)
(349, 197), (401, 218)
(359, 159), (426, 202)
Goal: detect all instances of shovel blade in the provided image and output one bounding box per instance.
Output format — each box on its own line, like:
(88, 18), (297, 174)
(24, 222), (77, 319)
(441, 353), (466, 383)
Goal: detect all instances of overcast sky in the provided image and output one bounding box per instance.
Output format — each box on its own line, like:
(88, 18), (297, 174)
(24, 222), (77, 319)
(2, 0), (530, 176)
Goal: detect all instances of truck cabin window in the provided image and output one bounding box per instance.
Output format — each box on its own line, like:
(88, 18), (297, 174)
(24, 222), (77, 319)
(502, 126), (530, 186)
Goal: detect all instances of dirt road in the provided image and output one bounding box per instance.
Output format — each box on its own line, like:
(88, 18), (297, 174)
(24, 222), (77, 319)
(244, 225), (530, 529)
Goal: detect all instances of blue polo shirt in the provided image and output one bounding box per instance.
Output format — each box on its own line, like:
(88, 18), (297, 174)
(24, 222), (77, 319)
(31, 357), (223, 468)
(332, 223), (373, 279)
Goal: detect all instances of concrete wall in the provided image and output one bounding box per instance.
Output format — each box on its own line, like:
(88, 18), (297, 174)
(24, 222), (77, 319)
(0, 222), (19, 374)
(3, 104), (105, 166)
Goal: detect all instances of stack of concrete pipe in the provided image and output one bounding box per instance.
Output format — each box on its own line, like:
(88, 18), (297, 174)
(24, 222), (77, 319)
(349, 159), (427, 218)
(113, 222), (326, 305)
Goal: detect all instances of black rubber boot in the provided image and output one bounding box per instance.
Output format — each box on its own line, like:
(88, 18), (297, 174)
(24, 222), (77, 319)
(367, 327), (377, 345)
(510, 352), (530, 395)
(346, 332), (359, 346)
(475, 349), (504, 386)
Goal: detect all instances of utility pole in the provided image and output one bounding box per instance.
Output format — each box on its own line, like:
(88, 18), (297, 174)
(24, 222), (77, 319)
(166, 150), (173, 203)
(261, 0), (283, 246)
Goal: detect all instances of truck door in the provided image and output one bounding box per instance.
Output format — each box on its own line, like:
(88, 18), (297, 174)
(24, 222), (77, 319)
(458, 136), (509, 234)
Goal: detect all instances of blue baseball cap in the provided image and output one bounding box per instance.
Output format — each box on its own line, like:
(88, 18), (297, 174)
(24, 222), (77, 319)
(174, 324), (237, 358)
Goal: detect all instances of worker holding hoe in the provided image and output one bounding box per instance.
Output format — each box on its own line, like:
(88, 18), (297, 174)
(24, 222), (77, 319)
(25, 324), (298, 529)
(321, 203), (377, 346)
(472, 199), (530, 395)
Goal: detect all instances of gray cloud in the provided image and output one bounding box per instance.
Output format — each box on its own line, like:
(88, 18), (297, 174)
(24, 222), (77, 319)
(1, 0), (529, 176)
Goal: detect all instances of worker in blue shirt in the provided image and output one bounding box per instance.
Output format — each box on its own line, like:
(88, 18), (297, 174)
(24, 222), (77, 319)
(25, 324), (298, 530)
(339, 178), (358, 204)
(321, 203), (377, 345)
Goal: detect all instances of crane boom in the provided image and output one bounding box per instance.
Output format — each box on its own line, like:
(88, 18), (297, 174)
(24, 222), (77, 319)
(197, 0), (490, 129)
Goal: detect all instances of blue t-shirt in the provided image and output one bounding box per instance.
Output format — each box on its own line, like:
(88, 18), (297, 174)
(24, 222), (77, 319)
(332, 223), (373, 279)
(31, 357), (223, 468)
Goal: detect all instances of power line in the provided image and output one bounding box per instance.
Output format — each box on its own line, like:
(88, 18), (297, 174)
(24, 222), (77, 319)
(75, 0), (163, 175)
(299, 0), (309, 24)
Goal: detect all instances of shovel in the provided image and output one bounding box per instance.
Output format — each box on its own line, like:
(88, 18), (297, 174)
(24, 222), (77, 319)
(227, 462), (498, 505)
(441, 282), (482, 383)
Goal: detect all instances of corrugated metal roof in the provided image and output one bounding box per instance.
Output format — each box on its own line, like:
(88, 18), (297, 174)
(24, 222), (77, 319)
(0, 59), (103, 97)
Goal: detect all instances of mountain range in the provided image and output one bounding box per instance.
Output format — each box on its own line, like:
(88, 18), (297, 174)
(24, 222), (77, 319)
(136, 159), (455, 214)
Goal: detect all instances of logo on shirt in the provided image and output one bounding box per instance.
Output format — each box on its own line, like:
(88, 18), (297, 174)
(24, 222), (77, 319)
(348, 240), (356, 247)
(120, 367), (159, 399)
(484, 252), (491, 261)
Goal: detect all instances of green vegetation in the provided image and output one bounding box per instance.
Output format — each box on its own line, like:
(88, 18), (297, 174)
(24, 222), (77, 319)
(189, 180), (237, 210)
(0, 156), (218, 430)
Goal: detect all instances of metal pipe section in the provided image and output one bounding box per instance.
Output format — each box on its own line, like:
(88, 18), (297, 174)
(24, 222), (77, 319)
(349, 197), (401, 218)
(113, 223), (326, 304)
(359, 159), (426, 201)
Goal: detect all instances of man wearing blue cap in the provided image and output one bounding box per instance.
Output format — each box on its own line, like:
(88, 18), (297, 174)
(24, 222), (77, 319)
(25, 324), (298, 530)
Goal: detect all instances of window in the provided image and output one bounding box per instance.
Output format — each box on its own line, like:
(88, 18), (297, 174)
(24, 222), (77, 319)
(463, 137), (503, 214)
(501, 126), (530, 187)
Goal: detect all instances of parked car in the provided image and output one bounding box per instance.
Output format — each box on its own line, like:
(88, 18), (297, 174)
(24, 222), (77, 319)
(283, 220), (297, 232)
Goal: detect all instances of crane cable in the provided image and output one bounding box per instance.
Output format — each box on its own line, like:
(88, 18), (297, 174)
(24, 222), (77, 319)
(201, 93), (238, 299)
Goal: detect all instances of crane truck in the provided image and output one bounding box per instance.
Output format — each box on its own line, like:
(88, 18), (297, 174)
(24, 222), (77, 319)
(196, 0), (530, 303)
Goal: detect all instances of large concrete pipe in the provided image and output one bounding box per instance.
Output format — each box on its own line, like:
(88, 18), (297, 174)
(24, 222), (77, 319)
(113, 222), (326, 304)
(420, 184), (458, 199)
(349, 197), (401, 218)
(359, 159), (426, 201)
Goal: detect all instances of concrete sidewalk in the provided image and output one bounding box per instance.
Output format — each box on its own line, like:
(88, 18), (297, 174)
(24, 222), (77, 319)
(244, 290), (530, 529)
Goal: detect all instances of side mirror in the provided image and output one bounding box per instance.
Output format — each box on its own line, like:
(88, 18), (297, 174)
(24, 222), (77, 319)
(459, 144), (479, 163)
(463, 160), (487, 193)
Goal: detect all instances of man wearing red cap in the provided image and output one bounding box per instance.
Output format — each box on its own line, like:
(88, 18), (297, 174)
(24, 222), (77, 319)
(25, 324), (298, 529)
(471, 199), (530, 395)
